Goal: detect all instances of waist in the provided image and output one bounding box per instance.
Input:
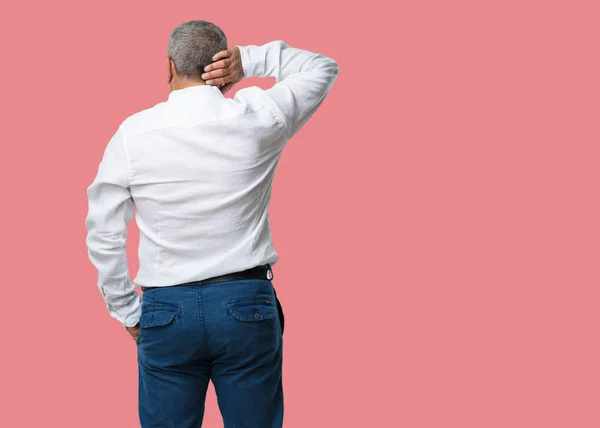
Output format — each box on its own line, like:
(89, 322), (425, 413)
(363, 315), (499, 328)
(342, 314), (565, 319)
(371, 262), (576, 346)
(140, 264), (274, 292)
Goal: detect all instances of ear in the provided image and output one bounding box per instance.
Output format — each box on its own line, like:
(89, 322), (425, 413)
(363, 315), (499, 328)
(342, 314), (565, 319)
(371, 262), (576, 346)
(166, 57), (175, 84)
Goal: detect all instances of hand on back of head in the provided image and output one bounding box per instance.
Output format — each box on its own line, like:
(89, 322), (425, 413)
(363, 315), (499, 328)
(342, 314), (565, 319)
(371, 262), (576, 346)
(202, 47), (244, 95)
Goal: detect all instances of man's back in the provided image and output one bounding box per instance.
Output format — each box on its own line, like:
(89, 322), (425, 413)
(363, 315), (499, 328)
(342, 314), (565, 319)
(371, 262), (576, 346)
(121, 84), (285, 287)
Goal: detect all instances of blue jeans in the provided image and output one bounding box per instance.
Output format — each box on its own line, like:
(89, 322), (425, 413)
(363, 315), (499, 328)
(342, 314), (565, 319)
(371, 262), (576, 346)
(136, 278), (284, 427)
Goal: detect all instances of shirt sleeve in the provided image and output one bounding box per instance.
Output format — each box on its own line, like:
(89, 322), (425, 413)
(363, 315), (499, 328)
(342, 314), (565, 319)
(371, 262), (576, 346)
(237, 40), (340, 141)
(85, 126), (141, 328)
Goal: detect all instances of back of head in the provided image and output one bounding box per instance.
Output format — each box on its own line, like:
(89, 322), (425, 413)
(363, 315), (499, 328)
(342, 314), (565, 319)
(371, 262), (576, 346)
(167, 20), (227, 81)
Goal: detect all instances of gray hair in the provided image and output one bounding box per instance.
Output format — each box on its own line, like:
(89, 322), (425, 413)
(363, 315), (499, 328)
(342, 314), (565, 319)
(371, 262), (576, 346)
(167, 20), (227, 80)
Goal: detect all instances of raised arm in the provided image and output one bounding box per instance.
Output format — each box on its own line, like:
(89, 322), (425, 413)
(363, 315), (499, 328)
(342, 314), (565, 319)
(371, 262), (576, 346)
(202, 40), (339, 140)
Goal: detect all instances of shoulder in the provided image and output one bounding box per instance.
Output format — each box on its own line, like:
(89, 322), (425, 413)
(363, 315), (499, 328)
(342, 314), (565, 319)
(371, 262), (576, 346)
(119, 101), (169, 139)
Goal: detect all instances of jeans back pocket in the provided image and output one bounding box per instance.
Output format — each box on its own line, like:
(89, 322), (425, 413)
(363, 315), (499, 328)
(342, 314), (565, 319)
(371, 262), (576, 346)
(226, 298), (277, 322)
(137, 305), (179, 346)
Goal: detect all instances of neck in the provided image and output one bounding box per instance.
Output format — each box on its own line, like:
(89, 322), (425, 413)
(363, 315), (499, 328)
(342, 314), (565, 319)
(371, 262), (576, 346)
(170, 77), (206, 92)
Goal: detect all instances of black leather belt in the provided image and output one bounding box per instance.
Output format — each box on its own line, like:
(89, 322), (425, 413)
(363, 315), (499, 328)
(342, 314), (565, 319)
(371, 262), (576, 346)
(140, 264), (273, 291)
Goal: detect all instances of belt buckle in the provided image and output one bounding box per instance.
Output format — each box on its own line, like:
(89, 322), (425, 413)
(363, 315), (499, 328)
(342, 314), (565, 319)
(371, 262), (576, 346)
(266, 265), (274, 281)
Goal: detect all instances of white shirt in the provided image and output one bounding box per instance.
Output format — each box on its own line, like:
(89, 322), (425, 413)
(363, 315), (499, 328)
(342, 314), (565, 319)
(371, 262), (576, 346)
(85, 41), (339, 327)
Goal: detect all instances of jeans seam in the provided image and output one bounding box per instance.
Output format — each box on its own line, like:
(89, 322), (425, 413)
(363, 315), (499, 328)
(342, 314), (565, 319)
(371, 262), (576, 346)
(198, 286), (210, 356)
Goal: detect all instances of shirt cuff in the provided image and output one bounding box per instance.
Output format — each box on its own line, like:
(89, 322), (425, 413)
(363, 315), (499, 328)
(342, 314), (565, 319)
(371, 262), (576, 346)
(119, 292), (142, 328)
(123, 310), (141, 328)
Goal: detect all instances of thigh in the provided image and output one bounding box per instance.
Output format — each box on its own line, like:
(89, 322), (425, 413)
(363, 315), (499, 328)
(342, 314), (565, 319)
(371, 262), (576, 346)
(207, 280), (284, 428)
(137, 288), (210, 428)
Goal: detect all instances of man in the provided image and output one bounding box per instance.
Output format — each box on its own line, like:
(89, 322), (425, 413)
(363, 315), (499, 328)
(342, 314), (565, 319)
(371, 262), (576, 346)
(85, 19), (339, 428)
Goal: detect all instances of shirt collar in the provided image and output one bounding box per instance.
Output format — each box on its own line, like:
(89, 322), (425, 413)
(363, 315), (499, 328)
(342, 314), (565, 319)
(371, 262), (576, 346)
(168, 85), (223, 101)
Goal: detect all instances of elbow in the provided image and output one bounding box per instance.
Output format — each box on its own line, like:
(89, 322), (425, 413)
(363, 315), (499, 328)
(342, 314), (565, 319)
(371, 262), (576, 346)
(319, 55), (339, 77)
(331, 59), (340, 76)
(325, 58), (340, 84)
(86, 230), (127, 253)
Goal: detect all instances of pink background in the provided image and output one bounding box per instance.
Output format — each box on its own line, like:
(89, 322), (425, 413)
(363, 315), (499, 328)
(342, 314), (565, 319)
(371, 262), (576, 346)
(2, 0), (599, 426)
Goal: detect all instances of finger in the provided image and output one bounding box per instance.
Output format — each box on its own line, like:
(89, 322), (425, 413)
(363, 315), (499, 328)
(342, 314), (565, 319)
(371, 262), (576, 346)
(204, 57), (232, 72)
(201, 68), (229, 80)
(220, 82), (234, 95)
(211, 49), (231, 62)
(205, 77), (227, 86)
